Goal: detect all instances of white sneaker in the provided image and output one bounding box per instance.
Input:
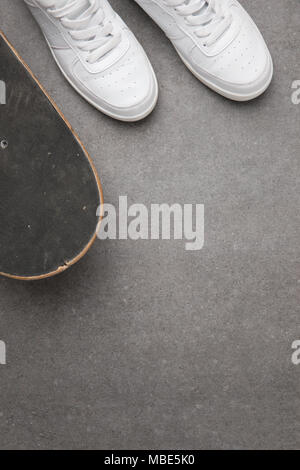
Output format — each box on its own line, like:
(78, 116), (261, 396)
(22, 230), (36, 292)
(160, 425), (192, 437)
(134, 0), (273, 101)
(25, 0), (158, 121)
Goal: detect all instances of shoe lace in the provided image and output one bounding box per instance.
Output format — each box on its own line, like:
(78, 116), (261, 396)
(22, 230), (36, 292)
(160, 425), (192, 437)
(37, 0), (122, 63)
(165, 0), (233, 47)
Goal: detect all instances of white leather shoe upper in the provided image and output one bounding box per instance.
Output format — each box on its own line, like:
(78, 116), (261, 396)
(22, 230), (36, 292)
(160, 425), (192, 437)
(134, 0), (273, 100)
(25, 0), (158, 120)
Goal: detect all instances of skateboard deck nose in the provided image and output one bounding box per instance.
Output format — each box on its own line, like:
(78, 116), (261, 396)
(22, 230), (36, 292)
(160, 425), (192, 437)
(0, 32), (103, 280)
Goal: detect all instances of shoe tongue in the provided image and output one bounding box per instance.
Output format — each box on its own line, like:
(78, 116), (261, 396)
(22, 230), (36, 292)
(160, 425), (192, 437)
(54, 0), (91, 19)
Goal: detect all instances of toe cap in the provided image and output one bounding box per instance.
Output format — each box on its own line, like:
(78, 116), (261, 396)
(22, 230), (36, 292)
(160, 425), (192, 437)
(211, 15), (271, 87)
(189, 2), (273, 99)
(73, 30), (158, 119)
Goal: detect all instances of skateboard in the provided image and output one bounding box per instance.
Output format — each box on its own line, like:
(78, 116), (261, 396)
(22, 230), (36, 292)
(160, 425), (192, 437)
(0, 32), (103, 280)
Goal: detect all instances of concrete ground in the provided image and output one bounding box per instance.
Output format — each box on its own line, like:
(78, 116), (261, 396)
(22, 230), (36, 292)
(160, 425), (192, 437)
(0, 0), (299, 450)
